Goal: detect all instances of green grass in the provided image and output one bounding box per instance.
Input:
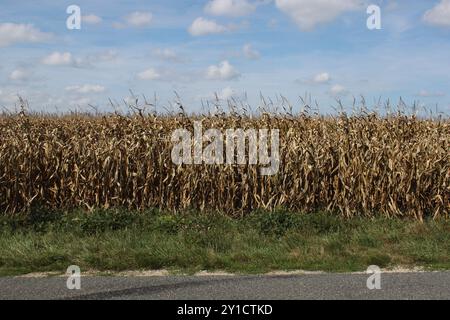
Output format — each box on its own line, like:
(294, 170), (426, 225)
(0, 208), (449, 276)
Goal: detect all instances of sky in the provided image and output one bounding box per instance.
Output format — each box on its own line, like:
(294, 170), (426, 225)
(0, 0), (449, 114)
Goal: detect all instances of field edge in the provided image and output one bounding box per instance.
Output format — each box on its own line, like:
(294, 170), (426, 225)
(0, 208), (449, 276)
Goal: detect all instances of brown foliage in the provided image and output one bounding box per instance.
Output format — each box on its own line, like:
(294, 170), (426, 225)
(0, 112), (448, 219)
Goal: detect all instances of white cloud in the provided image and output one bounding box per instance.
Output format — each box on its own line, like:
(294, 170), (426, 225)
(423, 0), (450, 27)
(42, 51), (117, 68)
(217, 87), (236, 100)
(65, 84), (106, 94)
(124, 11), (153, 27)
(199, 86), (239, 102)
(205, 0), (257, 17)
(82, 14), (102, 24)
(243, 44), (260, 60)
(275, 0), (362, 30)
(68, 97), (93, 106)
(0, 23), (52, 47)
(416, 90), (445, 98)
(206, 61), (240, 80)
(188, 17), (228, 36)
(313, 72), (330, 84)
(296, 72), (331, 85)
(42, 52), (73, 66)
(330, 84), (347, 96)
(137, 68), (161, 80)
(9, 69), (29, 81)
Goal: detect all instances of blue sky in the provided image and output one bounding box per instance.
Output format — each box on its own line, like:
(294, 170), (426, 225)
(0, 0), (449, 114)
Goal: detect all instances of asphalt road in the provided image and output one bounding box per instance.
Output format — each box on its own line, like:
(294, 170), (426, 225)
(0, 272), (449, 300)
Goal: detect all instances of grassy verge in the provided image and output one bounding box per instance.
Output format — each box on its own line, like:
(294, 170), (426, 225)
(0, 208), (449, 276)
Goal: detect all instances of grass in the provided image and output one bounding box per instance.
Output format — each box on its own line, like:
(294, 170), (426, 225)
(0, 208), (449, 276)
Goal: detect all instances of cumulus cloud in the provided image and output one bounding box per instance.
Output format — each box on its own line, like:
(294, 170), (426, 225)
(206, 60), (240, 80)
(124, 11), (153, 27)
(217, 87), (236, 100)
(416, 90), (445, 98)
(0, 23), (52, 47)
(188, 17), (228, 36)
(42, 50), (118, 68)
(68, 97), (93, 106)
(113, 11), (153, 29)
(205, 0), (257, 17)
(313, 72), (330, 84)
(200, 86), (240, 102)
(42, 52), (73, 66)
(423, 0), (450, 27)
(137, 68), (161, 80)
(9, 69), (29, 81)
(82, 14), (102, 24)
(330, 84), (348, 96)
(275, 0), (362, 30)
(65, 84), (106, 94)
(296, 72), (331, 85)
(243, 44), (260, 60)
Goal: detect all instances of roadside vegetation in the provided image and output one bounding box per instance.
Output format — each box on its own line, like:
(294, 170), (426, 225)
(1, 208), (449, 276)
(0, 101), (448, 276)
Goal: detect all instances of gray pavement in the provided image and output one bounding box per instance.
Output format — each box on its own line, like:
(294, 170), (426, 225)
(0, 272), (449, 300)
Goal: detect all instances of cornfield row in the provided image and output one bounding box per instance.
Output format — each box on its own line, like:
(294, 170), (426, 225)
(0, 111), (448, 219)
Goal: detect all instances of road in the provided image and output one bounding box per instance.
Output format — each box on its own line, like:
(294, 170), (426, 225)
(0, 272), (449, 300)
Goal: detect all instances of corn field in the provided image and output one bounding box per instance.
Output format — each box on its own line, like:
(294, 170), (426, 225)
(0, 110), (449, 219)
